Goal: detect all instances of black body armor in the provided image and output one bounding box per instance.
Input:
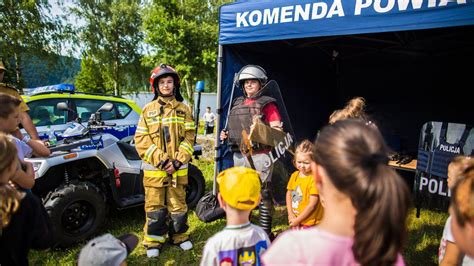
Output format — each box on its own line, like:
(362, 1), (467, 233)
(227, 96), (276, 151)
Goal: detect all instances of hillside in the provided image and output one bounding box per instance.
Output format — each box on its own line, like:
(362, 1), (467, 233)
(2, 53), (81, 89)
(22, 54), (81, 88)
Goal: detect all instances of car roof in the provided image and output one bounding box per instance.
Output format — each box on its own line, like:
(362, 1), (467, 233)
(22, 92), (142, 114)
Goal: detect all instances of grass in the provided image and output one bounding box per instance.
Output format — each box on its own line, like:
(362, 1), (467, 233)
(405, 209), (448, 265)
(29, 159), (448, 265)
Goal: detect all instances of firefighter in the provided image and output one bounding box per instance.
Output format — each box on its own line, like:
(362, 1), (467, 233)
(220, 65), (282, 239)
(134, 64), (195, 258)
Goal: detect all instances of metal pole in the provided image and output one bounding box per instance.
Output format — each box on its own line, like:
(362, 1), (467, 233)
(213, 45), (223, 195)
(194, 91), (202, 143)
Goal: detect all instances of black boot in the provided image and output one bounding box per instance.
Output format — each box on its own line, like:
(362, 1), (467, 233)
(259, 183), (274, 240)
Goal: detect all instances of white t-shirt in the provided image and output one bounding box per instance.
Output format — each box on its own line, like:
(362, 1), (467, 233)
(200, 222), (270, 266)
(438, 216), (474, 265)
(10, 135), (33, 160)
(203, 112), (215, 127)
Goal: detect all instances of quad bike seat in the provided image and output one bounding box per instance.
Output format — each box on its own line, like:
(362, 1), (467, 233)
(117, 141), (141, 161)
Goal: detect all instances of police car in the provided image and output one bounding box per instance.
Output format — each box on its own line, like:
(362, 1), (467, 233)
(22, 84), (141, 141)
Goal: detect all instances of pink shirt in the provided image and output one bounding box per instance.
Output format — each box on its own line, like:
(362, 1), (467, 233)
(262, 227), (405, 266)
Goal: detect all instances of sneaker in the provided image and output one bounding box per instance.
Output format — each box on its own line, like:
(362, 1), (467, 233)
(178, 240), (193, 251)
(146, 248), (160, 258)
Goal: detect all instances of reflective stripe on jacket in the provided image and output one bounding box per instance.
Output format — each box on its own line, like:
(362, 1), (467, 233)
(134, 96), (195, 180)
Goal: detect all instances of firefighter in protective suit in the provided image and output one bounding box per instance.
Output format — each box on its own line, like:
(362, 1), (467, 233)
(220, 65), (282, 239)
(134, 64), (195, 258)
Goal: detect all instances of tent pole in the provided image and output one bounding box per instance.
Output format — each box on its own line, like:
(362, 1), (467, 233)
(212, 45), (223, 195)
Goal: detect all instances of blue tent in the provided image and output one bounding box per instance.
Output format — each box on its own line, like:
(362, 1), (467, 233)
(214, 0), (474, 175)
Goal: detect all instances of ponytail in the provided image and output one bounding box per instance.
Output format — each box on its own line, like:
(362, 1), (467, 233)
(313, 119), (411, 266)
(352, 167), (411, 265)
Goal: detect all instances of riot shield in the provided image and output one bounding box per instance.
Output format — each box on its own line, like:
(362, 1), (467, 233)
(414, 121), (473, 215)
(251, 80), (296, 205)
(259, 80), (295, 139)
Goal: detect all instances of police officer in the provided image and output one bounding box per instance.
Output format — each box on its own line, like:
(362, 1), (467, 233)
(134, 64), (195, 258)
(220, 65), (282, 238)
(0, 60), (40, 140)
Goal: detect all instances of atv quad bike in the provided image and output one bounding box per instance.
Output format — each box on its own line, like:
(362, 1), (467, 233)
(27, 102), (205, 247)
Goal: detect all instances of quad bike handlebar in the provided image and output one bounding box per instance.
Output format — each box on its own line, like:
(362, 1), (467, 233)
(51, 102), (118, 152)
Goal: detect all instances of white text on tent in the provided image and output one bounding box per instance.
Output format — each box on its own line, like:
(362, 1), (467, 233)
(236, 1), (345, 28)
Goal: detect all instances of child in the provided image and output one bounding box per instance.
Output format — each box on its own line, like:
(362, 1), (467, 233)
(286, 140), (323, 229)
(0, 93), (35, 189)
(439, 156), (474, 265)
(448, 162), (474, 262)
(203, 106), (216, 135)
(78, 233), (139, 266)
(134, 64), (195, 257)
(0, 94), (51, 159)
(263, 119), (411, 265)
(200, 167), (270, 266)
(0, 132), (52, 265)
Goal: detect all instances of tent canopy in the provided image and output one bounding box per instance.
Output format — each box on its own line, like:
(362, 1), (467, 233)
(217, 0), (474, 161)
(219, 0), (474, 44)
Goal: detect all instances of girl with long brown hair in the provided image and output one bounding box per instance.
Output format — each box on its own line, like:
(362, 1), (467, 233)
(263, 119), (411, 265)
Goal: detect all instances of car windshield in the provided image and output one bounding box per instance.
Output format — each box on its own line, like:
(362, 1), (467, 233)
(74, 99), (131, 121)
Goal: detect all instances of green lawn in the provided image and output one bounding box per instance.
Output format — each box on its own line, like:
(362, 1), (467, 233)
(30, 159), (447, 265)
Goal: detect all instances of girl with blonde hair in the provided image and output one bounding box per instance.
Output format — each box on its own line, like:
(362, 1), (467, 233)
(0, 132), (52, 265)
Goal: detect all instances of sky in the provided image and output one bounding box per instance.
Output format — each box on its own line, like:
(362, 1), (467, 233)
(50, 0), (84, 58)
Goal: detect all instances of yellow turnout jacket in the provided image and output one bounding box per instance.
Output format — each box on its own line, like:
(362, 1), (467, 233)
(134, 96), (195, 186)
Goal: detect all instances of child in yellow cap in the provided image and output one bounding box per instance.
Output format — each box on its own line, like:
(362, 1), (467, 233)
(200, 166), (270, 266)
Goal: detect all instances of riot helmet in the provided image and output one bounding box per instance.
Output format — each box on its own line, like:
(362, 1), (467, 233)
(150, 63), (183, 101)
(237, 65), (268, 98)
(238, 65), (267, 87)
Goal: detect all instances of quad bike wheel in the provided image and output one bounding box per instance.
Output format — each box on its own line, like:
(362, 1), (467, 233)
(186, 164), (205, 209)
(43, 181), (107, 247)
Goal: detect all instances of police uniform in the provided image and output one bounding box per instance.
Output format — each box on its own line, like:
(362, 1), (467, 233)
(134, 95), (195, 249)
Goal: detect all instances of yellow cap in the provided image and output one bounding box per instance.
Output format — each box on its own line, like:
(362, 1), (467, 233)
(217, 166), (261, 210)
(0, 61), (5, 71)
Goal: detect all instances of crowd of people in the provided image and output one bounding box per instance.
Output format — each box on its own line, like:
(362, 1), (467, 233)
(1, 60), (473, 265)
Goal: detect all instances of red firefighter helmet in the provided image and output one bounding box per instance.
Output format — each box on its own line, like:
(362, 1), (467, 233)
(149, 63), (183, 101)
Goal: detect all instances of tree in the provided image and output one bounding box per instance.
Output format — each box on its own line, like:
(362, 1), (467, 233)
(142, 0), (230, 107)
(70, 0), (145, 96)
(75, 55), (106, 94)
(0, 0), (64, 90)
